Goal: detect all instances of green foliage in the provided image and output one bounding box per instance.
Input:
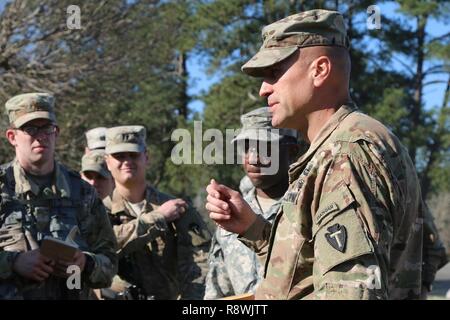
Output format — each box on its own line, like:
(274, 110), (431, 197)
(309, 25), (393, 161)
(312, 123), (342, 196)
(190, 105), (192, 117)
(0, 0), (448, 201)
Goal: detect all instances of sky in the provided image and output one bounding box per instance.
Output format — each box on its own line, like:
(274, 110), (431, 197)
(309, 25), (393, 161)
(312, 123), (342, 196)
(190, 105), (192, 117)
(186, 1), (449, 114)
(0, 0), (447, 114)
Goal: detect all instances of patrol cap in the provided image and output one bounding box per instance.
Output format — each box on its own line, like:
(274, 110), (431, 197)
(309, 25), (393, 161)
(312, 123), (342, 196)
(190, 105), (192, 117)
(5, 92), (56, 128)
(105, 125), (146, 154)
(85, 127), (107, 150)
(242, 9), (349, 77)
(232, 107), (298, 143)
(81, 150), (110, 178)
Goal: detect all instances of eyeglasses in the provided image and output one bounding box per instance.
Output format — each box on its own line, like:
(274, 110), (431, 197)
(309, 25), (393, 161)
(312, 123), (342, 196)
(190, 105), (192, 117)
(17, 124), (57, 137)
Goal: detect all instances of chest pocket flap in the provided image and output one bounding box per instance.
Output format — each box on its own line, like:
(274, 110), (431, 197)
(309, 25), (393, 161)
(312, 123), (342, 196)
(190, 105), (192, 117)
(312, 184), (374, 276)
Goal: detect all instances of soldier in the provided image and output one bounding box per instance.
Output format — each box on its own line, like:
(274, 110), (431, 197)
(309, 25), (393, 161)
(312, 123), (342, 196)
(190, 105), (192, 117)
(0, 92), (117, 299)
(80, 150), (114, 203)
(104, 125), (211, 299)
(85, 127), (107, 154)
(205, 10), (447, 299)
(204, 107), (299, 299)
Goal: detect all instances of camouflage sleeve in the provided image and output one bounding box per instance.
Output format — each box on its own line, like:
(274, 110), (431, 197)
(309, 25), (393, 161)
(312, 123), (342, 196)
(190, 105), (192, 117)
(238, 214), (272, 266)
(422, 202), (448, 289)
(82, 197), (118, 289)
(112, 210), (168, 256)
(204, 232), (234, 299)
(175, 205), (211, 300)
(308, 150), (392, 300)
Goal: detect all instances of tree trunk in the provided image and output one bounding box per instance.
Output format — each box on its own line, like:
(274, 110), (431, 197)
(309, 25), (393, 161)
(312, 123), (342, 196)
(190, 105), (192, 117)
(420, 75), (450, 198)
(410, 14), (427, 163)
(176, 51), (189, 119)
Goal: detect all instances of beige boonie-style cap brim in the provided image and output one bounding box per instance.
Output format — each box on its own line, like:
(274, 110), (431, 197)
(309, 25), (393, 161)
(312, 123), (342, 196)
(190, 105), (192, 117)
(14, 111), (55, 128)
(241, 46), (298, 77)
(81, 163), (110, 178)
(105, 143), (144, 155)
(88, 141), (106, 150)
(232, 128), (285, 143)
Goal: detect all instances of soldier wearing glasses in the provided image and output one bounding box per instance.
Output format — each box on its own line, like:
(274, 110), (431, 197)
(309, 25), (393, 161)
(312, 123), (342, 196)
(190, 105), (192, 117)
(0, 92), (117, 299)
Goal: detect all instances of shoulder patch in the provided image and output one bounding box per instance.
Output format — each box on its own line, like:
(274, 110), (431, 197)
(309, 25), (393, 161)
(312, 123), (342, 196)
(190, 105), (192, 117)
(325, 223), (347, 252)
(314, 210), (374, 276)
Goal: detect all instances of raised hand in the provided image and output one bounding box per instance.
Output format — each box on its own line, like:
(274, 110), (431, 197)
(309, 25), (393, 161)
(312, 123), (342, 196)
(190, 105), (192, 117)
(205, 179), (256, 235)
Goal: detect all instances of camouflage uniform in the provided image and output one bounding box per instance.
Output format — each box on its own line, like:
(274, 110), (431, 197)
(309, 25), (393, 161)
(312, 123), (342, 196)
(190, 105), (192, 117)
(239, 10), (447, 299)
(0, 93), (117, 299)
(238, 175), (253, 197)
(240, 104), (447, 299)
(104, 126), (211, 300)
(205, 184), (281, 299)
(205, 108), (298, 299)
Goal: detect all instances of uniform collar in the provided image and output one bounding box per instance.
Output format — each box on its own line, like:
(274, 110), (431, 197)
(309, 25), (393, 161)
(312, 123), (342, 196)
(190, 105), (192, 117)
(110, 184), (157, 215)
(13, 159), (71, 197)
(288, 103), (357, 182)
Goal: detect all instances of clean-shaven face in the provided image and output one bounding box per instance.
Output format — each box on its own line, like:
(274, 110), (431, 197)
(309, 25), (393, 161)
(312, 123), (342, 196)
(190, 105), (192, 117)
(105, 151), (147, 186)
(7, 118), (58, 170)
(259, 50), (313, 130)
(81, 171), (114, 199)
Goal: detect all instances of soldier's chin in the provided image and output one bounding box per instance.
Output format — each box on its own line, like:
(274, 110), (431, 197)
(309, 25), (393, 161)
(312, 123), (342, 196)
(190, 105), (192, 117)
(30, 153), (51, 165)
(122, 174), (136, 184)
(249, 176), (274, 189)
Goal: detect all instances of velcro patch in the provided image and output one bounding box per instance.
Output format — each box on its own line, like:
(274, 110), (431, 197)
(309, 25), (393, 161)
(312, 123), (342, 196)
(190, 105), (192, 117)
(325, 223), (347, 252)
(316, 202), (339, 224)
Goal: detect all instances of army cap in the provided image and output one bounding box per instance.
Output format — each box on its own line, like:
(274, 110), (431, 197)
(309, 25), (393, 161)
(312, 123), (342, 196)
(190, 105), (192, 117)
(81, 150), (110, 178)
(86, 127), (107, 150)
(105, 125), (146, 154)
(5, 92), (56, 128)
(242, 9), (348, 77)
(232, 107), (298, 143)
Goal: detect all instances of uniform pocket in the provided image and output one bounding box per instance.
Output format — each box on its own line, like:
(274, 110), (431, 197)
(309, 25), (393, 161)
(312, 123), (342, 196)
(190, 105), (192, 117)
(1, 210), (28, 252)
(0, 225), (27, 252)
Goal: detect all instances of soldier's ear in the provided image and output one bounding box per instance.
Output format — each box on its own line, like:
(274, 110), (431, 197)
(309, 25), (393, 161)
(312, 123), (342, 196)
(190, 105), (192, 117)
(5, 128), (17, 146)
(312, 55), (332, 87)
(104, 154), (112, 171)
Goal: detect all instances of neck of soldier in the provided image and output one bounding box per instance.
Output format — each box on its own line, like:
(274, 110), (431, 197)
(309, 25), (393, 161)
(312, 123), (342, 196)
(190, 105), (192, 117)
(20, 158), (55, 176)
(303, 92), (351, 144)
(256, 176), (288, 199)
(116, 178), (146, 203)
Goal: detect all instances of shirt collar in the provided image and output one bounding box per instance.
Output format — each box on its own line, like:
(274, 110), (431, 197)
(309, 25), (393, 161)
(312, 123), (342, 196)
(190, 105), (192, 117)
(110, 184), (155, 215)
(13, 159), (71, 197)
(288, 103), (357, 182)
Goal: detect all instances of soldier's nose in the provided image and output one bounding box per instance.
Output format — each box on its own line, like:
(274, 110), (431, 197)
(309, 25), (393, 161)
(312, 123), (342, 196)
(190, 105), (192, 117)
(259, 80), (273, 97)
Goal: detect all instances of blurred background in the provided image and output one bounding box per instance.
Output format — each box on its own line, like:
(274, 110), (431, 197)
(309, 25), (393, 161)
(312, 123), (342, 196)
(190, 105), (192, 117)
(0, 0), (448, 298)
